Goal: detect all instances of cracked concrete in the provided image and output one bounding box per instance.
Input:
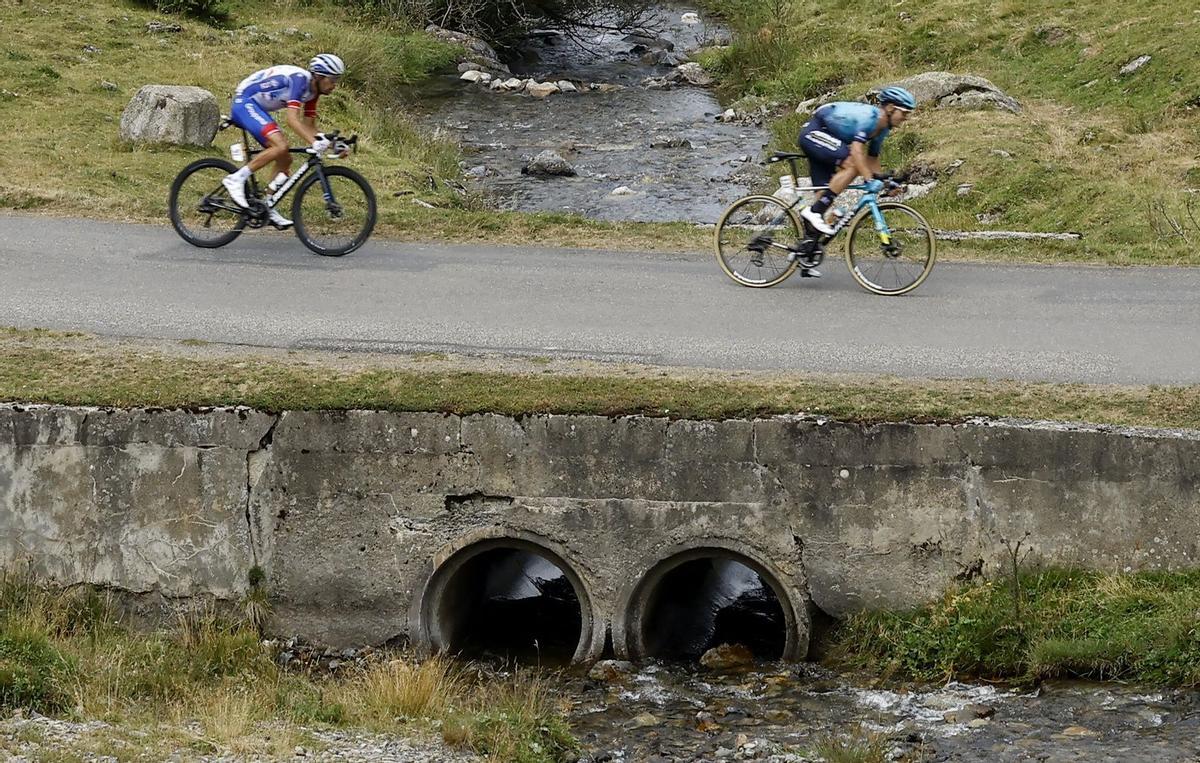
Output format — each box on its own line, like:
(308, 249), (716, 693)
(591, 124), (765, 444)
(2, 406), (1199, 659)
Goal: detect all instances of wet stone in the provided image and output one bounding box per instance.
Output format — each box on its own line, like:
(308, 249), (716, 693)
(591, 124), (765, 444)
(589, 659), (636, 682)
(700, 643), (755, 671)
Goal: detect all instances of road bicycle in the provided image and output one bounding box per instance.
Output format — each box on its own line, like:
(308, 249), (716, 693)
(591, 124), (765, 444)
(715, 152), (936, 295)
(168, 119), (376, 256)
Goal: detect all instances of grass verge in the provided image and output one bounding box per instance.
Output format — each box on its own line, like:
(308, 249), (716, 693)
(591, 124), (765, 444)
(697, 0), (1200, 265)
(0, 567), (578, 762)
(831, 569), (1200, 687)
(1, 329), (1198, 429)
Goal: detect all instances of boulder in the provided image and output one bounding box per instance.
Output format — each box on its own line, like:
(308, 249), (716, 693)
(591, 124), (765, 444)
(587, 659), (636, 682)
(623, 32), (674, 51)
(119, 85), (220, 146)
(699, 643), (755, 671)
(425, 24), (511, 74)
(459, 69), (485, 83)
(521, 150), (576, 177)
(649, 135), (693, 149)
(556, 80), (578, 93)
(668, 62), (714, 87)
(873, 71), (1021, 113)
(526, 81), (560, 99)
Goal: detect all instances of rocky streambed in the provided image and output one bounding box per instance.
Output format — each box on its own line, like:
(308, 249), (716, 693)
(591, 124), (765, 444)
(561, 663), (1200, 762)
(408, 6), (772, 223)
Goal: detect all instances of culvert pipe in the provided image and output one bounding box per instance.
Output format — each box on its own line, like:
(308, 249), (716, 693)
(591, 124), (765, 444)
(419, 537), (595, 665)
(620, 547), (808, 662)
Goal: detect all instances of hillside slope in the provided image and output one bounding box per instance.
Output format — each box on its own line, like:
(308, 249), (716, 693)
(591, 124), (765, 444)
(700, 0), (1200, 264)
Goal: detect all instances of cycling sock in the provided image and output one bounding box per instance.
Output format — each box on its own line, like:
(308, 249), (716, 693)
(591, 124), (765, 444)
(231, 165), (252, 181)
(811, 190), (837, 215)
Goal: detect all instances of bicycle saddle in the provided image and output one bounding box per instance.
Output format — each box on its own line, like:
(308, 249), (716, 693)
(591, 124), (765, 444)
(768, 151), (806, 163)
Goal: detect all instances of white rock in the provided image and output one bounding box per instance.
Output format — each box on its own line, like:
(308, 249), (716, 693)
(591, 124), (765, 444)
(557, 80), (578, 93)
(610, 186), (636, 196)
(479, 72), (493, 83)
(527, 81), (561, 99)
(1119, 55), (1151, 75)
(119, 85), (219, 146)
(459, 70), (485, 83)
(681, 12), (700, 23)
(502, 77), (524, 90)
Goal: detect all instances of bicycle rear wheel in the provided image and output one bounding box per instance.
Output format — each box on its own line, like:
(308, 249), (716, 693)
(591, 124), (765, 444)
(714, 195), (803, 288)
(845, 202), (936, 296)
(168, 158), (246, 248)
(292, 165), (377, 257)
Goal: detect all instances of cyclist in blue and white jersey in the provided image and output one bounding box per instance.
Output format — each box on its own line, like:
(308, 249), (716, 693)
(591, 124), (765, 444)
(221, 54), (346, 229)
(796, 87), (917, 241)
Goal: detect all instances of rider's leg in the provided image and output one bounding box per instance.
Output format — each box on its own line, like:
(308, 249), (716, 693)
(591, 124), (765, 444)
(224, 99), (287, 208)
(797, 128), (850, 236)
(809, 160), (857, 218)
(252, 134), (295, 229)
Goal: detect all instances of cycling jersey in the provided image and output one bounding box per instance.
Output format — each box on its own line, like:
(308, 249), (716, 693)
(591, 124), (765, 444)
(809, 102), (888, 156)
(230, 65), (319, 146)
(235, 65), (319, 116)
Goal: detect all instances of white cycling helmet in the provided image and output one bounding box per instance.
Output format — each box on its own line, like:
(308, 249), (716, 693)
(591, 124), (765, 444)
(309, 53), (345, 77)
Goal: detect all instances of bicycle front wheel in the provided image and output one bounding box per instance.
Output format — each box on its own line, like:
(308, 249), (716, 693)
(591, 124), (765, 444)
(845, 202), (936, 296)
(292, 165), (377, 257)
(168, 157), (246, 248)
(714, 195), (802, 288)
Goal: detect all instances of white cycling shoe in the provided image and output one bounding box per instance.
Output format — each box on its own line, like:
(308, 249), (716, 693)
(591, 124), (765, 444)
(268, 208), (293, 230)
(221, 173), (249, 208)
(799, 206), (835, 236)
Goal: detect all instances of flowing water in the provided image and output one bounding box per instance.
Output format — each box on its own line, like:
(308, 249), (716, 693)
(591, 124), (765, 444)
(405, 7), (770, 223)
(559, 666), (1200, 762)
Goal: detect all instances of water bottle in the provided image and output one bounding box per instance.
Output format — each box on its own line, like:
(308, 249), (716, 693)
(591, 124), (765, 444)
(774, 174), (800, 206)
(230, 143), (245, 163)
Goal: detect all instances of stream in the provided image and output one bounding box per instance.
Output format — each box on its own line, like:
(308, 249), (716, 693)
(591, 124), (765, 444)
(406, 6), (770, 223)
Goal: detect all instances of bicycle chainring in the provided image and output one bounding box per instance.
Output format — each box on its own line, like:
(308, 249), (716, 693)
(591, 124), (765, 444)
(244, 199), (269, 229)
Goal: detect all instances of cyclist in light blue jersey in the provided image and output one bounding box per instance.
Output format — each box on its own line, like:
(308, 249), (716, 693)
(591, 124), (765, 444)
(796, 87), (916, 239)
(222, 54), (346, 229)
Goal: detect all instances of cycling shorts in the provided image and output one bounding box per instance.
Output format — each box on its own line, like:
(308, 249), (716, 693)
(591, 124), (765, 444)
(797, 123), (850, 187)
(230, 97), (281, 146)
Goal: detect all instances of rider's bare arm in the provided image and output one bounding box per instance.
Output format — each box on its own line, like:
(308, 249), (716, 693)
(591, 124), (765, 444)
(284, 106), (320, 146)
(848, 142), (874, 182)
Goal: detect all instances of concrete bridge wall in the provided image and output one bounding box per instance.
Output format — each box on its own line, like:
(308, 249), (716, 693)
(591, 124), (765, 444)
(3, 405), (1197, 660)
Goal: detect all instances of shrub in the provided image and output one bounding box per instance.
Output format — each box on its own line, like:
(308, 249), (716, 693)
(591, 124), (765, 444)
(135, 0), (231, 25)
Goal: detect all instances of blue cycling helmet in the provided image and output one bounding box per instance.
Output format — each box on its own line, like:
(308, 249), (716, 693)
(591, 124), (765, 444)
(309, 54), (345, 77)
(878, 86), (917, 111)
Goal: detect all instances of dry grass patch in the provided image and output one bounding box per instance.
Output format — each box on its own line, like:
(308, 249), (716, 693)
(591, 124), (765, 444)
(0, 568), (577, 761)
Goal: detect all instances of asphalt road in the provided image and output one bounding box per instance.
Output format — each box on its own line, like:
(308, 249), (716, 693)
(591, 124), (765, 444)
(2, 214), (1197, 384)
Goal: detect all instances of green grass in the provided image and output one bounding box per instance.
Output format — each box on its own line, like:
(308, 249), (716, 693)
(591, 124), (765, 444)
(832, 569), (1200, 686)
(0, 0), (702, 253)
(698, 0), (1200, 265)
(0, 567), (577, 762)
(1, 329), (1199, 427)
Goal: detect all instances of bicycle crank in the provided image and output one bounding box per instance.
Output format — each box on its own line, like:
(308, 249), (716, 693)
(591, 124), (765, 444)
(243, 199), (270, 229)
